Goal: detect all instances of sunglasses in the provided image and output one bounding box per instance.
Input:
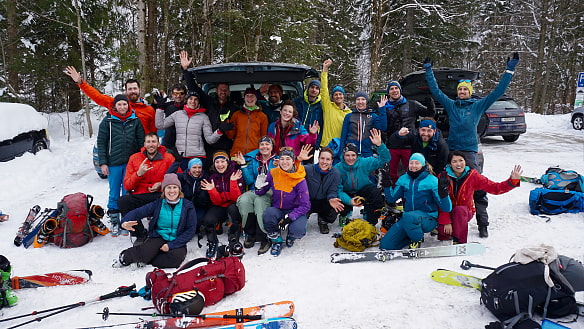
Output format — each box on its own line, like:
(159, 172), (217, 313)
(459, 79), (471, 83)
(279, 146), (294, 152)
(173, 91), (185, 96)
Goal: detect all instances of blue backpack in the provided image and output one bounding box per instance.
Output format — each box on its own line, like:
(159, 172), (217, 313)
(539, 167), (584, 192)
(529, 188), (584, 215)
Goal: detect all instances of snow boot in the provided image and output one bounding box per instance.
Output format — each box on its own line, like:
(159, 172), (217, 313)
(206, 232), (219, 258)
(318, 217), (329, 234)
(269, 234), (283, 257)
(228, 234), (244, 257)
(243, 234), (255, 249)
(0, 256), (17, 307)
(285, 236), (296, 248)
(258, 239), (272, 255)
(478, 226), (489, 238)
(108, 210), (121, 237)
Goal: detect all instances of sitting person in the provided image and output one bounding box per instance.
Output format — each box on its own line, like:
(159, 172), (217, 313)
(176, 158), (212, 225)
(235, 136), (278, 255)
(255, 147), (310, 256)
(336, 128), (390, 226)
(200, 151), (244, 258)
(114, 174), (197, 269)
(380, 153), (452, 250)
(267, 100), (318, 156)
(437, 151), (521, 243)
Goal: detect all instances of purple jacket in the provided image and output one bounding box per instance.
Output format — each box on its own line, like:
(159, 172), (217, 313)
(256, 168), (310, 220)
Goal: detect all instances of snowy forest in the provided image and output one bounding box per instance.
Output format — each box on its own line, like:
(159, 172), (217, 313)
(0, 0), (582, 117)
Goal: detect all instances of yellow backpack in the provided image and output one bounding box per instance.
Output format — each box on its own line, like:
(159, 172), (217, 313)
(333, 219), (379, 252)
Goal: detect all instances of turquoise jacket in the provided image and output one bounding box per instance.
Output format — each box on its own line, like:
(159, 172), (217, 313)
(241, 149), (277, 189)
(425, 68), (513, 152)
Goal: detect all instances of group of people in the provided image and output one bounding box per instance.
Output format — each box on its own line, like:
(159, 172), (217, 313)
(63, 51), (523, 268)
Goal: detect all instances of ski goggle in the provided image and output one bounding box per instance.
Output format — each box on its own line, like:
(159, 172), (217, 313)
(459, 79), (471, 83)
(172, 91), (185, 96)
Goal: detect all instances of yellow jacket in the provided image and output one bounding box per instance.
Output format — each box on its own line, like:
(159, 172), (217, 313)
(320, 71), (351, 147)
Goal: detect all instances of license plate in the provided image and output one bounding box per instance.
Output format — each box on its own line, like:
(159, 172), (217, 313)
(501, 117), (516, 122)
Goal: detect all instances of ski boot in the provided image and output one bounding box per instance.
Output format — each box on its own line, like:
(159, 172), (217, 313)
(285, 236), (296, 248)
(243, 234), (255, 249)
(108, 210), (121, 237)
(228, 234), (244, 258)
(317, 217), (329, 235)
(0, 256), (18, 307)
(408, 238), (424, 249)
(206, 240), (218, 258)
(268, 232), (283, 257)
(89, 205), (109, 235)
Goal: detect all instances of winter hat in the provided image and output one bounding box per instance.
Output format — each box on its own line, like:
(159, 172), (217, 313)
(212, 151), (229, 163)
(161, 173), (181, 191)
(386, 80), (402, 94)
(342, 143), (359, 155)
(188, 158), (203, 169)
(457, 80), (473, 96)
(419, 119), (436, 130)
(258, 135), (275, 146)
(244, 87), (257, 96)
(113, 94), (129, 107)
(331, 85), (346, 97)
(307, 80), (321, 89)
(279, 147), (296, 160)
(355, 91), (369, 102)
(409, 153), (426, 165)
(186, 90), (200, 100)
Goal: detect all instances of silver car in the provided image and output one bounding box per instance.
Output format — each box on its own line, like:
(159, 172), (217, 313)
(571, 106), (584, 130)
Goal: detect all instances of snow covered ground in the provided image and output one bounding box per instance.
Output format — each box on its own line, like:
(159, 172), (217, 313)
(0, 112), (583, 328)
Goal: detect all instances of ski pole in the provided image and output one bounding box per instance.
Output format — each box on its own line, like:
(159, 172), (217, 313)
(460, 260), (496, 271)
(4, 284), (136, 329)
(99, 306), (263, 321)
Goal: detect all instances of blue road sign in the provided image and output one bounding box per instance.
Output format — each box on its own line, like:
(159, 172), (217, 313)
(578, 72), (584, 88)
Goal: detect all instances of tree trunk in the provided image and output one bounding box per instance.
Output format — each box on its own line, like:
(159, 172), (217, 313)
(160, 0), (169, 88)
(73, 0), (93, 138)
(401, 6), (414, 76)
(532, 0), (550, 114)
(136, 0), (147, 85)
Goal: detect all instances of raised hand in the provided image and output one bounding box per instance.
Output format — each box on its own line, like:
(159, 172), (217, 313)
(297, 144), (314, 162)
(322, 59), (332, 72)
(369, 128), (382, 146)
(423, 57), (433, 69)
(231, 169), (242, 181)
(309, 120), (320, 134)
(201, 179), (215, 191)
(180, 51), (193, 70)
(235, 152), (246, 165)
(506, 52), (520, 71)
(137, 158), (153, 177)
(64, 66), (82, 84)
(377, 94), (388, 108)
(255, 173), (268, 190)
(510, 165), (523, 180)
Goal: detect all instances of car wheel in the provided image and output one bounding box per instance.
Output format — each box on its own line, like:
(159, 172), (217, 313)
(33, 140), (47, 153)
(502, 135), (519, 142)
(573, 115), (584, 130)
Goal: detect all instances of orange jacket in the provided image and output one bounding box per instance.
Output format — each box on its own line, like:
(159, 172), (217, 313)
(124, 145), (175, 194)
(78, 81), (157, 134)
(225, 107), (268, 157)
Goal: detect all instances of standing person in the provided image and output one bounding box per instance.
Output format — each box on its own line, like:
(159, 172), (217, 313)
(176, 158), (212, 226)
(152, 83), (187, 161)
(424, 52), (520, 238)
(380, 80), (435, 184)
(114, 174), (197, 269)
(295, 79), (323, 146)
(398, 117), (449, 173)
(437, 151), (521, 243)
(200, 152), (244, 258)
(97, 94), (145, 236)
(336, 129), (390, 226)
(267, 100), (319, 156)
(64, 66), (156, 134)
(234, 136), (278, 254)
(320, 59), (352, 148)
(259, 84), (286, 124)
(339, 92), (387, 158)
(155, 90), (222, 171)
(255, 147), (310, 257)
(225, 87), (269, 158)
(380, 153), (452, 250)
(180, 51), (238, 158)
(298, 145), (344, 234)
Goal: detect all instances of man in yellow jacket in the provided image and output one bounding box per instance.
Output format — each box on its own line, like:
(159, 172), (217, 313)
(320, 59), (352, 147)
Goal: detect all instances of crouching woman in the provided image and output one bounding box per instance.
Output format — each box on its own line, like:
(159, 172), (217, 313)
(114, 173), (197, 268)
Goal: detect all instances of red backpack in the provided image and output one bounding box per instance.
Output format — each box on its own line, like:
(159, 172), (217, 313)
(146, 257), (246, 314)
(50, 193), (93, 248)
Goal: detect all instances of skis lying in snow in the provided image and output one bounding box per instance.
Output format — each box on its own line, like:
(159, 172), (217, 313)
(13, 205), (42, 246)
(11, 269), (92, 289)
(330, 242), (486, 264)
(430, 269), (483, 290)
(205, 317), (297, 329)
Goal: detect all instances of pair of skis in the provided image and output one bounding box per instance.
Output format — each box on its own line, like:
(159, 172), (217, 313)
(13, 205), (58, 248)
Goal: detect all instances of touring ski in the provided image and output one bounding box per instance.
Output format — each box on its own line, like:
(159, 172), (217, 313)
(204, 317), (297, 329)
(13, 205), (41, 246)
(520, 176), (541, 184)
(330, 242), (486, 263)
(430, 269), (483, 290)
(21, 208), (58, 248)
(11, 270), (92, 289)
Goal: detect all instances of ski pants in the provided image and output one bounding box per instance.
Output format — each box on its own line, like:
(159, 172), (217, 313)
(437, 206), (473, 243)
(236, 191), (271, 233)
(263, 207), (307, 240)
(118, 192), (160, 216)
(380, 210), (437, 250)
(389, 148), (411, 185)
(459, 150), (489, 228)
(339, 185), (384, 225)
(309, 199), (339, 224)
(200, 204), (242, 242)
(120, 237), (187, 268)
(106, 164), (127, 211)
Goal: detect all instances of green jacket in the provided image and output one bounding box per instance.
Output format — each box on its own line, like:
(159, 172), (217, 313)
(97, 112), (145, 166)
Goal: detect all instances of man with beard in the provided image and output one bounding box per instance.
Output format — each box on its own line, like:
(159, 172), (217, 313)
(397, 117), (449, 174)
(259, 84), (286, 124)
(295, 79), (323, 146)
(64, 66), (156, 134)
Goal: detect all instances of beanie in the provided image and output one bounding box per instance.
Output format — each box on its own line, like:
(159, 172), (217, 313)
(386, 80), (402, 94)
(212, 151), (229, 164)
(188, 158), (203, 169)
(307, 80), (321, 89)
(457, 81), (473, 96)
(331, 85), (346, 97)
(409, 153), (426, 165)
(279, 147), (296, 160)
(419, 119), (437, 130)
(161, 173), (181, 191)
(342, 143), (359, 155)
(186, 90), (200, 100)
(244, 87), (257, 96)
(355, 91), (369, 102)
(113, 94), (129, 107)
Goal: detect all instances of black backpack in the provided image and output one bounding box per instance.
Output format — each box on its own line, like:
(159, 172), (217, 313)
(480, 260), (578, 328)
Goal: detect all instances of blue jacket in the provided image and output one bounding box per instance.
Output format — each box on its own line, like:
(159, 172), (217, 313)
(241, 149), (278, 189)
(339, 107), (387, 158)
(425, 68), (513, 152)
(385, 169), (452, 217)
(294, 92), (323, 145)
(304, 164), (341, 201)
(335, 143), (390, 206)
(121, 198), (197, 250)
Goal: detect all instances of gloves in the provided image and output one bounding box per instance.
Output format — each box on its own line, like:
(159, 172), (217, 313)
(254, 173), (268, 190)
(506, 52), (519, 71)
(278, 214), (292, 230)
(423, 57), (433, 69)
(379, 163), (392, 188)
(218, 121), (234, 133)
(438, 174), (450, 199)
(425, 96), (435, 113)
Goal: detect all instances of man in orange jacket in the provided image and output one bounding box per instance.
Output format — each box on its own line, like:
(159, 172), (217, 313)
(64, 66), (156, 134)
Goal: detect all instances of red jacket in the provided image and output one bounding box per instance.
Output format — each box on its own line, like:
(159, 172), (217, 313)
(437, 168), (519, 225)
(208, 179), (243, 208)
(124, 146), (175, 194)
(78, 81), (157, 134)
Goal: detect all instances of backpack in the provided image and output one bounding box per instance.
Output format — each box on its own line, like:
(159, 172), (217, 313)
(333, 219), (379, 252)
(539, 167), (584, 192)
(50, 193), (94, 248)
(528, 188), (584, 215)
(146, 257), (245, 314)
(480, 247), (578, 328)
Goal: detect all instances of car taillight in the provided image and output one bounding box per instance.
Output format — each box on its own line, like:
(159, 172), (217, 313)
(518, 112), (525, 116)
(486, 113), (498, 118)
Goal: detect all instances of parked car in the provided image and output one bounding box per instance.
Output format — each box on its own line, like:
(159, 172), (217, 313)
(0, 102), (50, 162)
(571, 106), (584, 130)
(482, 97), (526, 142)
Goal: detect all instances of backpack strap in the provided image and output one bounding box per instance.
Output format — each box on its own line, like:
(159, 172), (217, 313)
(173, 258), (210, 276)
